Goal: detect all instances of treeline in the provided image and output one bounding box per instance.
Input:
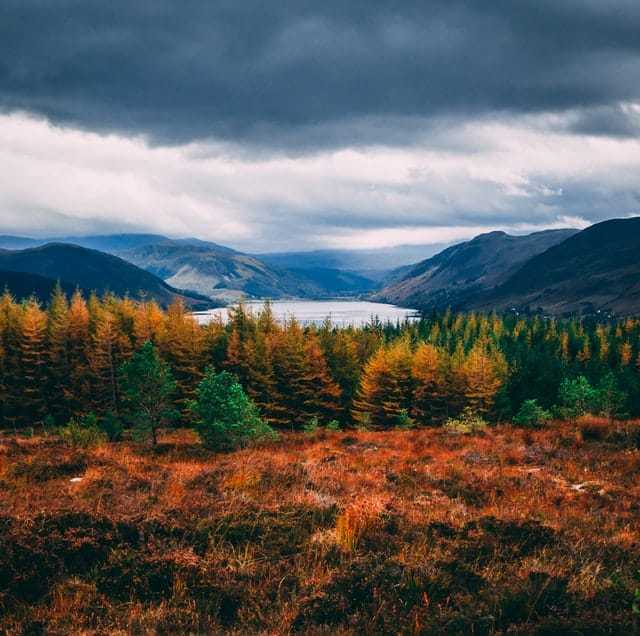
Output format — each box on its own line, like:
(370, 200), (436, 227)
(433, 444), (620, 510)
(1, 287), (640, 431)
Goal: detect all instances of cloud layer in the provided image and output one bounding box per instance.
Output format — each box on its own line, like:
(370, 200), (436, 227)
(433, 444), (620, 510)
(0, 2), (639, 249)
(2, 1), (640, 148)
(1, 111), (639, 251)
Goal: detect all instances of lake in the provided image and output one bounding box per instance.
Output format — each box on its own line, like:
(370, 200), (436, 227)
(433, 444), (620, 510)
(193, 300), (420, 328)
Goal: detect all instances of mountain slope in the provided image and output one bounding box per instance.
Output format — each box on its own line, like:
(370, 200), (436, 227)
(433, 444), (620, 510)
(0, 244), (208, 307)
(374, 229), (578, 309)
(285, 267), (378, 296)
(0, 270), (82, 303)
(118, 243), (321, 302)
(477, 218), (640, 315)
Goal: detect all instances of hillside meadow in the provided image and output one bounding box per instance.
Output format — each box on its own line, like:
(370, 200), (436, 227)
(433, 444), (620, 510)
(1, 419), (639, 634)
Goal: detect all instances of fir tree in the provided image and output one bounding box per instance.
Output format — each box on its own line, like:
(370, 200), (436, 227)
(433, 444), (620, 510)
(120, 341), (178, 446)
(412, 342), (448, 424)
(19, 299), (48, 426)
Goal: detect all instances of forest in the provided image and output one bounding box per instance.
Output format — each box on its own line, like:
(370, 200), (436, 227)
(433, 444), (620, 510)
(1, 286), (639, 436)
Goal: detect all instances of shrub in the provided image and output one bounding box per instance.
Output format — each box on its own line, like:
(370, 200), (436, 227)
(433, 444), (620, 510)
(395, 408), (416, 429)
(303, 416), (320, 435)
(357, 413), (372, 432)
(513, 399), (552, 428)
(189, 369), (277, 451)
(444, 408), (488, 435)
(326, 419), (341, 431)
(593, 372), (628, 421)
(59, 413), (107, 449)
(555, 376), (597, 421)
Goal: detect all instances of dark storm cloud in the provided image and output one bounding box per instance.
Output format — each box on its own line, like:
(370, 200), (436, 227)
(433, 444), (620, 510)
(2, 0), (640, 149)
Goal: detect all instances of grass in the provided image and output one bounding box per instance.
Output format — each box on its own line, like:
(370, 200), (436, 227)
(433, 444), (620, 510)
(1, 421), (639, 633)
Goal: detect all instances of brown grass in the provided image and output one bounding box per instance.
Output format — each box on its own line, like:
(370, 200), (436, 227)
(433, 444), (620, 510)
(1, 422), (639, 633)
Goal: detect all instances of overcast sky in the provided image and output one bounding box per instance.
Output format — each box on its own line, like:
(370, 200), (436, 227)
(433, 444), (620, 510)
(1, 1), (640, 251)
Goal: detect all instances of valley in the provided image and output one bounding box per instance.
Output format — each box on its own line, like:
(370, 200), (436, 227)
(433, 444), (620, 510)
(2, 216), (639, 317)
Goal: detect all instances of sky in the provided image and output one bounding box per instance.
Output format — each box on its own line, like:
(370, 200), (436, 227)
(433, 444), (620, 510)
(1, 1), (640, 252)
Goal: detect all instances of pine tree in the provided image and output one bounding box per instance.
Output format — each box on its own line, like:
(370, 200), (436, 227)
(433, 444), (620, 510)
(270, 319), (309, 428)
(300, 333), (342, 423)
(90, 308), (124, 416)
(620, 341), (633, 367)
(67, 290), (92, 416)
(319, 328), (361, 421)
(19, 299), (48, 426)
(160, 300), (206, 413)
(133, 300), (165, 346)
(461, 341), (506, 417)
(120, 341), (178, 446)
(412, 342), (448, 424)
(244, 329), (281, 424)
(47, 283), (71, 422)
(0, 291), (21, 429)
(352, 339), (413, 428)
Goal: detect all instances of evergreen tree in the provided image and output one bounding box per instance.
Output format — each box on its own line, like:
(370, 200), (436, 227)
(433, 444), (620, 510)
(67, 290), (92, 416)
(556, 376), (597, 421)
(120, 341), (178, 446)
(412, 342), (448, 424)
(461, 341), (506, 417)
(300, 334), (342, 423)
(160, 300), (206, 413)
(47, 283), (71, 422)
(353, 339), (413, 428)
(0, 290), (21, 428)
(90, 307), (126, 416)
(19, 299), (48, 426)
(189, 368), (275, 451)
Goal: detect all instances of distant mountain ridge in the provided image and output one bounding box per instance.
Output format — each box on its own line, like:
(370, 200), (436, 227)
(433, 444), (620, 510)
(374, 229), (578, 309)
(0, 243), (209, 307)
(4, 220), (640, 314)
(256, 243), (448, 281)
(0, 234), (401, 300)
(118, 242), (320, 302)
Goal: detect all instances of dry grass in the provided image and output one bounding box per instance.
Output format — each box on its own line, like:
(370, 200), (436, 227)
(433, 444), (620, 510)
(1, 422), (639, 634)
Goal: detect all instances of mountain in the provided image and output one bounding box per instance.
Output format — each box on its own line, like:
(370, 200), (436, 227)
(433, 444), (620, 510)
(374, 229), (578, 309)
(0, 233), (238, 255)
(0, 270), (82, 302)
(117, 242), (321, 302)
(256, 244), (449, 282)
(285, 267), (378, 296)
(0, 243), (209, 307)
(477, 218), (640, 315)
(0, 233), (449, 300)
(0, 236), (43, 250)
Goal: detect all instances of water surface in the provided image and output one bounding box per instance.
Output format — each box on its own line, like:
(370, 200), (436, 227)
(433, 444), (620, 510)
(193, 300), (419, 328)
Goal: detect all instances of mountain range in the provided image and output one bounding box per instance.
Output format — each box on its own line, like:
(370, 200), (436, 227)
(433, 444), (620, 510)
(0, 235), (441, 301)
(477, 218), (640, 315)
(373, 229), (578, 309)
(375, 218), (640, 315)
(1, 217), (639, 315)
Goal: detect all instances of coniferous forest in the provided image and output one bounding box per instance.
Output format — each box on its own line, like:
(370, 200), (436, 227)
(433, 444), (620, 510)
(2, 286), (640, 433)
